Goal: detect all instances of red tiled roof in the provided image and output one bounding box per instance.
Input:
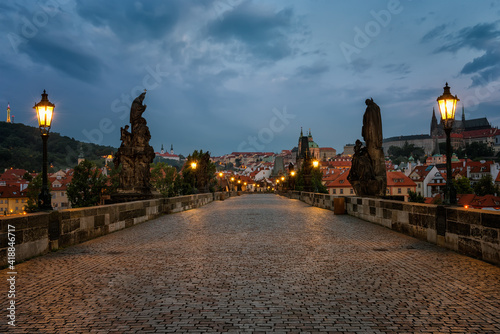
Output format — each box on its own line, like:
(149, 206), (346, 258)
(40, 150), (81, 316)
(155, 152), (179, 158)
(327, 170), (351, 187)
(462, 128), (499, 139)
(458, 194), (500, 209)
(0, 168), (28, 181)
(386, 171), (417, 187)
(0, 185), (27, 198)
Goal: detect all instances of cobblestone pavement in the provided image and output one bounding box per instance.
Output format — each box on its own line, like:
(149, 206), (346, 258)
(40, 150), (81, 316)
(1, 194), (500, 333)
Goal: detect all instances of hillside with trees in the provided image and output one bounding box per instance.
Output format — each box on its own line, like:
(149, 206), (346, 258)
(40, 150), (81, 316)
(0, 121), (116, 172)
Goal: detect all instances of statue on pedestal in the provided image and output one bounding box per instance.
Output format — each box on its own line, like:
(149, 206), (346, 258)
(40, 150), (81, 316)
(113, 91), (156, 196)
(348, 98), (387, 197)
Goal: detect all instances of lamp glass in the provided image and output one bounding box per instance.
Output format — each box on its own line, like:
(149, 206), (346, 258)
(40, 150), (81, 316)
(436, 83), (459, 128)
(37, 105), (54, 128)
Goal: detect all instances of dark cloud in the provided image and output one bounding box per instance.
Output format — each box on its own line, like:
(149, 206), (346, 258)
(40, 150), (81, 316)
(206, 1), (297, 61)
(347, 58), (371, 74)
(75, 0), (199, 42)
(383, 63), (411, 76)
(420, 24), (448, 43)
(423, 21), (500, 87)
(19, 36), (102, 83)
(295, 61), (329, 79)
(461, 49), (499, 73)
(434, 22), (500, 53)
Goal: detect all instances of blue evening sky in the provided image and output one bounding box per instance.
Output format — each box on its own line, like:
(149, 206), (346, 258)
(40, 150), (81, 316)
(1, 0), (500, 156)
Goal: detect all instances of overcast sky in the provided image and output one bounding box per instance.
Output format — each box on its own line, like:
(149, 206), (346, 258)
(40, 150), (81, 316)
(1, 0), (500, 157)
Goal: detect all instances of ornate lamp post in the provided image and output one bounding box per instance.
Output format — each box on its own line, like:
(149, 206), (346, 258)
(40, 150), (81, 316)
(437, 82), (459, 205)
(34, 90), (54, 211)
(190, 161), (197, 193)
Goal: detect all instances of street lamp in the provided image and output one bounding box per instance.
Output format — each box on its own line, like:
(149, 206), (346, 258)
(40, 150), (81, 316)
(437, 82), (459, 205)
(190, 161), (197, 193)
(312, 160), (319, 168)
(34, 90), (54, 211)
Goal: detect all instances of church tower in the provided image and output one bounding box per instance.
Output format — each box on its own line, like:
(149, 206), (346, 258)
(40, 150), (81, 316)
(161, 144), (164, 154)
(430, 107), (439, 136)
(170, 144), (174, 155)
(6, 103), (11, 123)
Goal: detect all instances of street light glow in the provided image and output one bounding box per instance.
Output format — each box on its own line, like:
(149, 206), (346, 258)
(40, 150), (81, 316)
(437, 82), (459, 129)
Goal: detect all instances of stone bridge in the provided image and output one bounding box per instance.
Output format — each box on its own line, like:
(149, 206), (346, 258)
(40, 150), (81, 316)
(1, 193), (499, 333)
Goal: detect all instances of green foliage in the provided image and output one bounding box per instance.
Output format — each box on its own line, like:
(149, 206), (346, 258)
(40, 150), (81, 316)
(182, 150), (216, 194)
(107, 163), (121, 195)
(388, 142), (425, 163)
(311, 168), (328, 194)
(67, 160), (107, 208)
(453, 177), (473, 195)
(454, 142), (495, 160)
(0, 122), (115, 172)
(24, 174), (43, 212)
(150, 162), (179, 197)
(408, 190), (425, 203)
(473, 174), (499, 196)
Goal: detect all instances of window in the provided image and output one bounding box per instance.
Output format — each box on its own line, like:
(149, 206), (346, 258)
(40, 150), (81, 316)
(16, 199), (19, 203)
(398, 188), (402, 194)
(350, 189), (353, 194)
(332, 189), (336, 194)
(407, 188), (411, 193)
(340, 189), (343, 194)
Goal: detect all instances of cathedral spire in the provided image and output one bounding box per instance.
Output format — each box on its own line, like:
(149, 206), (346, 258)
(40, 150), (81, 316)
(300, 127), (303, 137)
(462, 105), (465, 122)
(431, 107), (439, 136)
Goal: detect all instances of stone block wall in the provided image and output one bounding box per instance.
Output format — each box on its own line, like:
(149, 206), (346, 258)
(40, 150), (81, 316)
(0, 192), (232, 267)
(285, 191), (500, 265)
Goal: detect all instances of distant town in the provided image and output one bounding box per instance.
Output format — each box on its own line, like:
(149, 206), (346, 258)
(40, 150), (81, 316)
(1, 104), (499, 214)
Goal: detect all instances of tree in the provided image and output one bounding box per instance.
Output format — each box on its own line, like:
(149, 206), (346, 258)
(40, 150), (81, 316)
(311, 168), (328, 194)
(24, 174), (45, 212)
(150, 162), (179, 197)
(453, 177), (473, 194)
(67, 160), (107, 208)
(388, 142), (425, 164)
(182, 150), (216, 194)
(408, 190), (425, 203)
(473, 174), (499, 196)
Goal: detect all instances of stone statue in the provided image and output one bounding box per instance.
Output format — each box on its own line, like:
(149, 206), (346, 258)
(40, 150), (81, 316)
(348, 99), (387, 197)
(114, 91), (156, 196)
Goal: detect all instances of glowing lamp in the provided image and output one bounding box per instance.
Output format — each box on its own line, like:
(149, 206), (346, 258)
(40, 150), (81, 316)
(191, 162), (197, 170)
(312, 160), (319, 168)
(437, 82), (459, 130)
(291, 171), (296, 177)
(34, 90), (55, 135)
